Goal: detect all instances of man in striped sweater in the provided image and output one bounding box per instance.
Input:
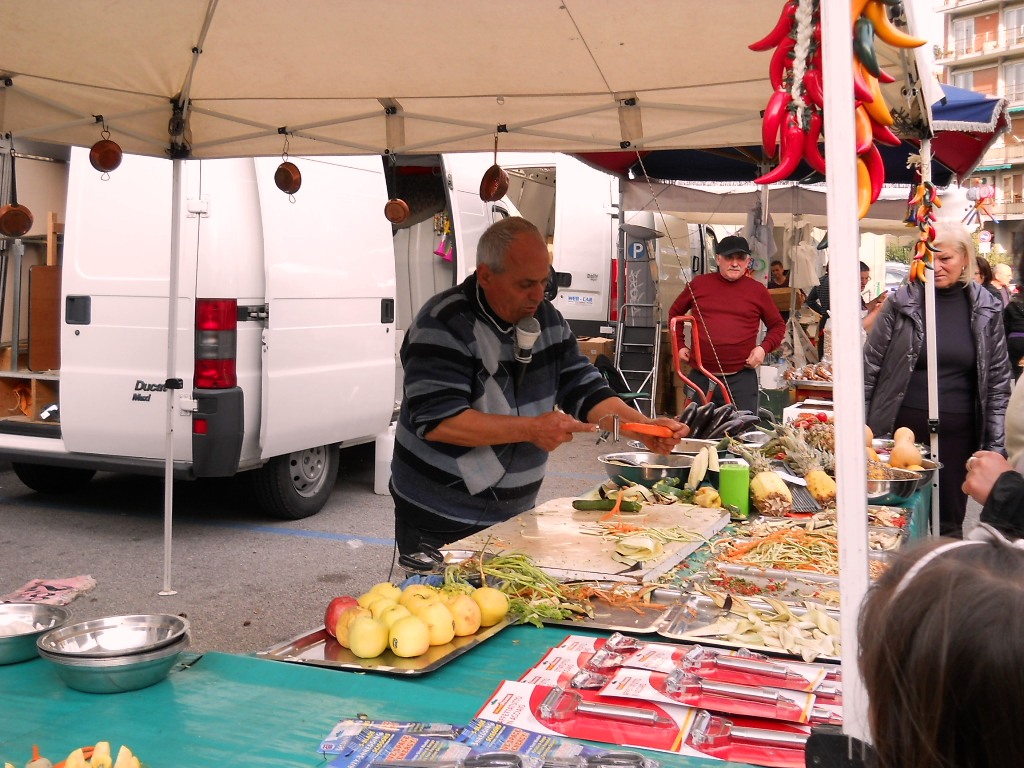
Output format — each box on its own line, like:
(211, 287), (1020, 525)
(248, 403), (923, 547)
(391, 217), (688, 556)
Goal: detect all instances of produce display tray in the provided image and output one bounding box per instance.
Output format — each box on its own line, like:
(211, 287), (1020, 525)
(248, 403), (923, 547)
(787, 379), (833, 390)
(542, 583), (686, 634)
(256, 619), (511, 675)
(656, 594), (840, 663)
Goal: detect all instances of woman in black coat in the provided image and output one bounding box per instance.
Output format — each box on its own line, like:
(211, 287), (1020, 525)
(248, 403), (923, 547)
(1004, 253), (1024, 381)
(864, 221), (1011, 535)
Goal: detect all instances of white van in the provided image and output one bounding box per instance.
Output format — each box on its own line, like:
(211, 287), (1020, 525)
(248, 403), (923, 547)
(0, 149), (616, 518)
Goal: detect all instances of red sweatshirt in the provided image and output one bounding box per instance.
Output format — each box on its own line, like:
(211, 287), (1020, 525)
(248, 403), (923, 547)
(669, 273), (786, 374)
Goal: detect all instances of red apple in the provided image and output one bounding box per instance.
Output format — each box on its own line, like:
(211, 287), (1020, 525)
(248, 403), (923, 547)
(324, 596), (359, 637)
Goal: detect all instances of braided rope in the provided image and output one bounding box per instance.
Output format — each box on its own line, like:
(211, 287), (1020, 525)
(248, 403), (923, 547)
(789, 0), (817, 127)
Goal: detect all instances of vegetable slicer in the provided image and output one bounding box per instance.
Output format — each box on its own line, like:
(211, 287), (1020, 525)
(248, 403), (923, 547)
(690, 710), (808, 750)
(682, 645), (808, 684)
(538, 686), (672, 726)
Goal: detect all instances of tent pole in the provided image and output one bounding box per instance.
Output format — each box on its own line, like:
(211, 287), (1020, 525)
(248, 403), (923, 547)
(159, 157), (183, 597)
(821, 0), (871, 744)
(920, 139), (940, 536)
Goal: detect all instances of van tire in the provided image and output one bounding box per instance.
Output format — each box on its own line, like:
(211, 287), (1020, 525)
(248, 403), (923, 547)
(11, 463), (97, 494)
(250, 445), (339, 519)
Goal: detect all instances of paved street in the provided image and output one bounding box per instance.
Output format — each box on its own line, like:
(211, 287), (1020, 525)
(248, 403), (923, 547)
(0, 434), (615, 655)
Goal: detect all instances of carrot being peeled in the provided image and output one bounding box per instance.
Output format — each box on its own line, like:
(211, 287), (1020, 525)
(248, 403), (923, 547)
(621, 422), (673, 438)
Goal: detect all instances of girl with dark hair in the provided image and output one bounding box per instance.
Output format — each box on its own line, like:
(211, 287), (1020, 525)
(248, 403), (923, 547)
(859, 524), (1024, 768)
(1005, 252), (1024, 380)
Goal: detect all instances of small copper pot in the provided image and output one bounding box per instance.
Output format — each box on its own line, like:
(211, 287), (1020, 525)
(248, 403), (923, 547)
(275, 161), (302, 195)
(479, 164), (509, 202)
(89, 138), (123, 173)
(384, 198), (410, 225)
(0, 152), (33, 238)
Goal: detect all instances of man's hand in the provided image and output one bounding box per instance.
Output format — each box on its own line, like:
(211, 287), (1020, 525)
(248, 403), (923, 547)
(963, 450), (1014, 505)
(745, 345), (766, 368)
(528, 411), (597, 452)
(627, 416), (689, 454)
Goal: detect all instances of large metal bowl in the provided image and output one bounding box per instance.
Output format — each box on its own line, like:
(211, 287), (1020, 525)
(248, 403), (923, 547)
(670, 438), (720, 456)
(599, 451), (694, 487)
(37, 614), (189, 659)
(904, 458), (942, 493)
(38, 635), (188, 693)
(0, 603), (71, 665)
(866, 467), (921, 506)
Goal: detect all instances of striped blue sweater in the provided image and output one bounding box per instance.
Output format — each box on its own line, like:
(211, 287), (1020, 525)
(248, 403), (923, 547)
(391, 274), (616, 526)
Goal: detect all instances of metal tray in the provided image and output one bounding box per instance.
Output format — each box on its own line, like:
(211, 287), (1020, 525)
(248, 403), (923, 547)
(256, 619), (511, 675)
(787, 379), (833, 390)
(656, 595), (840, 663)
(542, 582), (685, 634)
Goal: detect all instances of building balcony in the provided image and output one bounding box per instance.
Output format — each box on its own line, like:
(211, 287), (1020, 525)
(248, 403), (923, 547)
(936, 32), (1024, 65)
(988, 199), (1024, 219)
(978, 141), (1024, 170)
(938, 0), (1007, 12)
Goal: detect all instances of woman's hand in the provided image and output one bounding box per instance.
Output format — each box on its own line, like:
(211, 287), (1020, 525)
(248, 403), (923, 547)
(963, 450), (1014, 505)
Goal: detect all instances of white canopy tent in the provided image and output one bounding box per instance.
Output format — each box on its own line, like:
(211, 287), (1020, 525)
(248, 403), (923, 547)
(0, 0), (949, 747)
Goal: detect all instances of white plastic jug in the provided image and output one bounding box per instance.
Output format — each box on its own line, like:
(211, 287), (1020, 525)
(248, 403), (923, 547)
(374, 423), (396, 495)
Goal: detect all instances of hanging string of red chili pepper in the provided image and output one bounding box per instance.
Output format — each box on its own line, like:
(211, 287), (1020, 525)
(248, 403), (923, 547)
(905, 179), (941, 283)
(750, 0), (926, 220)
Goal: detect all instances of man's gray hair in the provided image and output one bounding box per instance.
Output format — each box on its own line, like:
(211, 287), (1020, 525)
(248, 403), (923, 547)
(477, 217), (544, 272)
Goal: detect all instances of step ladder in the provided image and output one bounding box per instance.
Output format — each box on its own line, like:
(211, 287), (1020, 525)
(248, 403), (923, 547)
(614, 302), (660, 417)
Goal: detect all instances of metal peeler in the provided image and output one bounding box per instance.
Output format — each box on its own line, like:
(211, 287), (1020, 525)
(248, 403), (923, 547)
(690, 710), (809, 750)
(538, 686), (672, 726)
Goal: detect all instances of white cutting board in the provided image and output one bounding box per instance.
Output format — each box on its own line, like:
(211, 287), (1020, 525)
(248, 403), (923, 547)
(445, 497), (729, 582)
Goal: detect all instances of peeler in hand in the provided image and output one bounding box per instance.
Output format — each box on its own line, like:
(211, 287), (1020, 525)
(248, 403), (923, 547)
(538, 686), (672, 726)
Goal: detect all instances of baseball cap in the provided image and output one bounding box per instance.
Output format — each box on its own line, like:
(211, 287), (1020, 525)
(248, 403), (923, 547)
(715, 235), (751, 257)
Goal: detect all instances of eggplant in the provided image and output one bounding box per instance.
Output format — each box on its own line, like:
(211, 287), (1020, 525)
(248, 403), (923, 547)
(706, 412), (762, 439)
(677, 401), (699, 427)
(688, 401), (718, 438)
(700, 404), (737, 440)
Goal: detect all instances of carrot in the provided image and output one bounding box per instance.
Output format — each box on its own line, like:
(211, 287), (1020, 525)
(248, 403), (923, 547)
(621, 422), (673, 438)
(599, 491), (625, 523)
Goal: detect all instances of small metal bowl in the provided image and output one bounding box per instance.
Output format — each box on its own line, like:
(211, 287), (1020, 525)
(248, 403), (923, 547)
(739, 430), (770, 447)
(599, 451), (693, 487)
(866, 467), (921, 506)
(38, 635), (188, 693)
(904, 458), (942, 493)
(0, 603), (71, 665)
(37, 614), (189, 659)
(871, 439), (930, 459)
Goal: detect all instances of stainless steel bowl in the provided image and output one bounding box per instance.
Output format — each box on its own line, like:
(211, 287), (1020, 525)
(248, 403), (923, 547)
(0, 603), (70, 665)
(38, 635), (188, 693)
(37, 614), (189, 659)
(739, 430), (770, 447)
(866, 467), (921, 506)
(871, 439), (930, 459)
(599, 451), (693, 487)
(905, 459), (942, 493)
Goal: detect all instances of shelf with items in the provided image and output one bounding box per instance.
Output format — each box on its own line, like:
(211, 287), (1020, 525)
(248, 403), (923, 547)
(0, 372), (59, 423)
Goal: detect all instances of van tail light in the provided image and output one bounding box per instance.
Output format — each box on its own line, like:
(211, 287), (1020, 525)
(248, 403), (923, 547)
(195, 298), (238, 389)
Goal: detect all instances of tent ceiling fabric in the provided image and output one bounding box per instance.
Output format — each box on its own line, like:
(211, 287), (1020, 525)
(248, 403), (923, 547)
(0, 0), (929, 159)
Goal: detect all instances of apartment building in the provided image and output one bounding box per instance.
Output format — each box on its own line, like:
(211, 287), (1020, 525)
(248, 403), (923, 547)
(937, 0), (1024, 251)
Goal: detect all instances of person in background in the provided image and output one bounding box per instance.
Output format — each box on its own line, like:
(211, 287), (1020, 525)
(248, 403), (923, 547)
(863, 220), (1011, 536)
(1005, 252), (1024, 380)
(858, 523), (1024, 768)
(974, 255), (998, 299)
(860, 262), (886, 335)
(993, 262), (1013, 306)
(391, 217), (687, 556)
(768, 259), (789, 288)
(668, 235), (785, 414)
(805, 262), (882, 350)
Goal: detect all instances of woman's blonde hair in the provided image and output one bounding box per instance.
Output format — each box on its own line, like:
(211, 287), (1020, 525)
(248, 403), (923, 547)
(931, 220), (976, 286)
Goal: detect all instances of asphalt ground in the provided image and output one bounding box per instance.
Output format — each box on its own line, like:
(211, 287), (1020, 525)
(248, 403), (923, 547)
(0, 433), (616, 655)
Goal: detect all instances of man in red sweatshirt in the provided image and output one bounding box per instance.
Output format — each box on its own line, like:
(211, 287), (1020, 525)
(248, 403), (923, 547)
(669, 235), (785, 414)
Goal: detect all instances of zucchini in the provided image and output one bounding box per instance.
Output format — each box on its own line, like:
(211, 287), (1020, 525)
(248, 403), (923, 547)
(572, 498), (644, 512)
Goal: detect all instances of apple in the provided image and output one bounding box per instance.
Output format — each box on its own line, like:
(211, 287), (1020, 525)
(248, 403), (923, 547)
(417, 601), (456, 646)
(324, 596), (359, 638)
(335, 606), (372, 648)
(471, 587), (509, 627)
(448, 593), (483, 636)
(389, 615), (430, 657)
(348, 616), (389, 658)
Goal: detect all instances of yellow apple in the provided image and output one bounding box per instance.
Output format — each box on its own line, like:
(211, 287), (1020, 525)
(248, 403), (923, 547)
(448, 593), (483, 636)
(406, 594), (441, 616)
(378, 604), (412, 629)
(369, 582), (403, 602)
(416, 601), (456, 646)
(389, 615), (431, 657)
(347, 616), (389, 658)
(399, 584), (438, 607)
(335, 606), (372, 648)
(471, 587), (509, 627)
(357, 591), (379, 609)
(368, 596), (399, 619)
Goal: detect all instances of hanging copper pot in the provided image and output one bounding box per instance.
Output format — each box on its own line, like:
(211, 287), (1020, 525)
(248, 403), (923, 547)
(384, 198), (410, 225)
(274, 161), (302, 195)
(479, 164), (509, 203)
(89, 138), (123, 173)
(0, 151), (33, 238)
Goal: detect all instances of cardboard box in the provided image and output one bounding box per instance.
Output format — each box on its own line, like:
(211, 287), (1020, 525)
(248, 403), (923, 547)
(577, 336), (615, 363)
(768, 287), (803, 313)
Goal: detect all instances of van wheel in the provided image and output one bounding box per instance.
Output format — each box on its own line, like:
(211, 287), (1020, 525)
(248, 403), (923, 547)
(250, 445), (339, 519)
(11, 463), (96, 494)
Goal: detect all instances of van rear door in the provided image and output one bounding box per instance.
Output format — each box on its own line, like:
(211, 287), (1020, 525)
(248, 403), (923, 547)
(255, 156), (396, 458)
(60, 148), (197, 461)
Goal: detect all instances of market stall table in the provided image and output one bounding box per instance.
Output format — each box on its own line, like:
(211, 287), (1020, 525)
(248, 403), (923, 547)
(0, 625), (757, 768)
